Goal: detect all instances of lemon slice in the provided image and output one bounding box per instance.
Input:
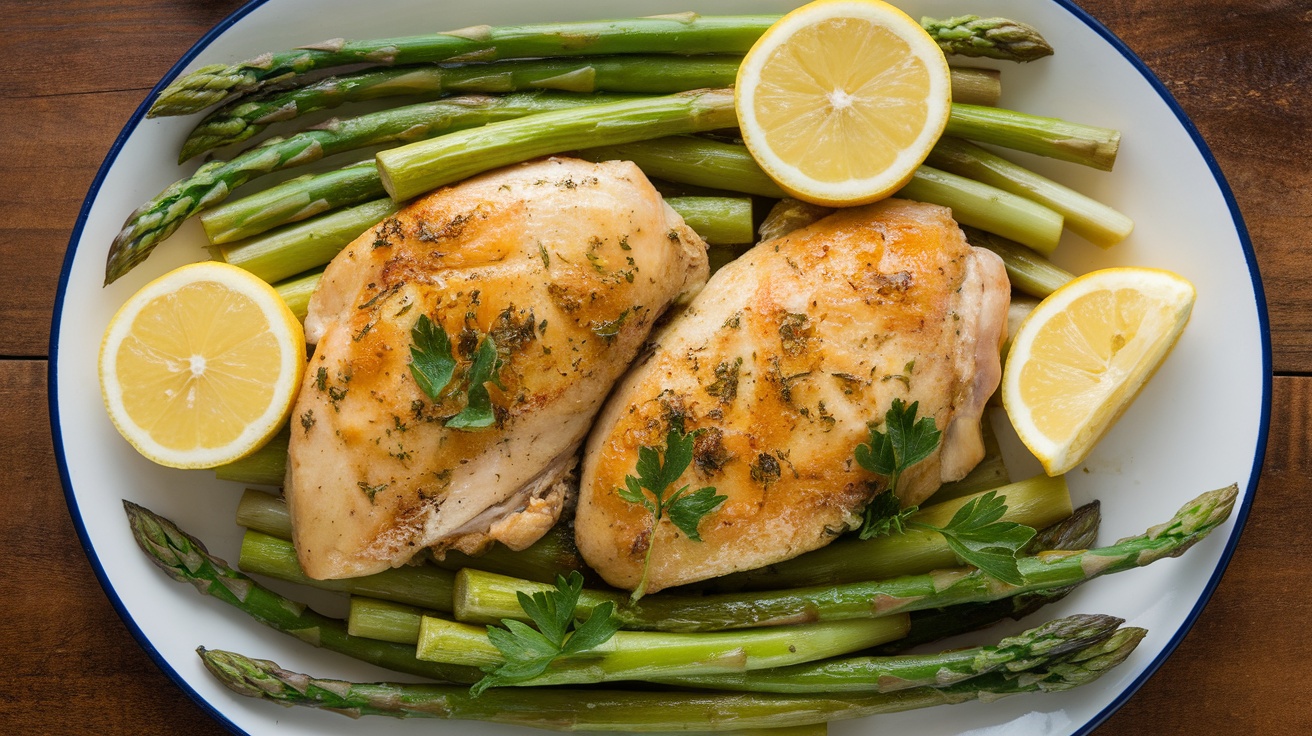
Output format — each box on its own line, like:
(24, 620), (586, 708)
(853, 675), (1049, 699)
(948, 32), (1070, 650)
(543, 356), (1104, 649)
(735, 0), (952, 206)
(99, 261), (306, 469)
(1002, 267), (1196, 476)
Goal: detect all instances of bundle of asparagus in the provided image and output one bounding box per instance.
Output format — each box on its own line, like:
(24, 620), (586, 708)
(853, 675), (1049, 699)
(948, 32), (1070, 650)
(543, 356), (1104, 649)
(105, 13), (1125, 287)
(123, 480), (1238, 729)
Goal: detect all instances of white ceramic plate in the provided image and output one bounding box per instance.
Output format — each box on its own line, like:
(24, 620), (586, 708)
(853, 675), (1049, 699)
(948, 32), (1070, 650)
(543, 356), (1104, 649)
(52, 1), (1268, 734)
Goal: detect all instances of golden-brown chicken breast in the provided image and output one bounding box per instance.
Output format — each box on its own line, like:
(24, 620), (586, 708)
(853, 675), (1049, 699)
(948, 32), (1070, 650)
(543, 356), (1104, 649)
(575, 199), (1009, 593)
(287, 157), (707, 580)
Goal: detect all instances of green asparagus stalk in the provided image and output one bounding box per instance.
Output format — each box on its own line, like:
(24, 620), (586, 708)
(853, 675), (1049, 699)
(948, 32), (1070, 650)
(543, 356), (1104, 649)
(185, 59), (1003, 161)
(579, 138), (1065, 254)
(201, 160), (383, 244)
(964, 226), (1074, 298)
(949, 67), (1003, 106)
(948, 103), (1121, 171)
(211, 97), (1106, 249)
(234, 488), (592, 585)
(702, 474), (1071, 593)
(377, 89), (737, 201)
(416, 616), (911, 687)
(578, 137), (787, 198)
(899, 165), (1064, 256)
(106, 92), (633, 283)
(215, 427), (290, 485)
(123, 501), (481, 683)
(234, 488), (292, 537)
(272, 269), (321, 321)
(454, 485), (1236, 632)
(926, 137), (1134, 247)
(150, 15), (778, 116)
(214, 198), (399, 284)
(152, 15), (1053, 117)
(238, 529), (455, 612)
(921, 16), (1054, 62)
(197, 627), (1143, 729)
(665, 197), (755, 244)
(348, 597), (430, 644)
(658, 613), (1121, 693)
(183, 56), (744, 160)
(869, 500), (1102, 655)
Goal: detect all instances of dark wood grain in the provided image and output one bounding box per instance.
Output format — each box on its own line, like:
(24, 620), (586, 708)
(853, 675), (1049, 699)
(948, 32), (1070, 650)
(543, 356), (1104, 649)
(3, 0), (1309, 734)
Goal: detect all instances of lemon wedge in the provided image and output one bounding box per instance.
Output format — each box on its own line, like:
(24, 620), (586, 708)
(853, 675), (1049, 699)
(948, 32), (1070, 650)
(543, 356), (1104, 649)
(99, 261), (306, 469)
(1002, 267), (1196, 476)
(735, 0), (952, 206)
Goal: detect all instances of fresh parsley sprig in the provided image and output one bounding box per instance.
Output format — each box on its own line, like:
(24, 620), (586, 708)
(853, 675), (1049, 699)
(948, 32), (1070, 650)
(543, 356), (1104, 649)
(471, 570), (620, 696)
(617, 426), (727, 599)
(408, 314), (503, 430)
(855, 399), (1035, 585)
(409, 314), (456, 398)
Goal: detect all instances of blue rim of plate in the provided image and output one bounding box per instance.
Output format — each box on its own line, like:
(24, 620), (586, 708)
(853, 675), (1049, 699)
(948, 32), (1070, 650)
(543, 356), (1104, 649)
(48, 1), (1270, 734)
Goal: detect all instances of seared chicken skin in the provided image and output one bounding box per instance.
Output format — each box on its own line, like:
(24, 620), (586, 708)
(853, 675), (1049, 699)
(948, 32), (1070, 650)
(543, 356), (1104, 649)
(575, 199), (1009, 593)
(288, 157), (708, 580)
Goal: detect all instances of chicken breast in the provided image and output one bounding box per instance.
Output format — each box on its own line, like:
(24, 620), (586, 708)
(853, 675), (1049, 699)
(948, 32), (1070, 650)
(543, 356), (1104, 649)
(575, 199), (1009, 593)
(288, 157), (708, 580)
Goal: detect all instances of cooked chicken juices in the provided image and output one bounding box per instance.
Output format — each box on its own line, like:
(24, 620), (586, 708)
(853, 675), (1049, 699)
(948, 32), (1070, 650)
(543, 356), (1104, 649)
(287, 157), (708, 580)
(576, 199), (1010, 593)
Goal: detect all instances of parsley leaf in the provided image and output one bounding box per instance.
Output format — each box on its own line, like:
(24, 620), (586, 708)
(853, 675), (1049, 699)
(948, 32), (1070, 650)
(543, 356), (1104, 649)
(408, 314), (456, 400)
(852, 401), (1033, 583)
(857, 490), (917, 540)
(446, 334), (503, 430)
(471, 571), (619, 696)
(616, 427), (727, 599)
(914, 490), (1036, 586)
(854, 399), (941, 540)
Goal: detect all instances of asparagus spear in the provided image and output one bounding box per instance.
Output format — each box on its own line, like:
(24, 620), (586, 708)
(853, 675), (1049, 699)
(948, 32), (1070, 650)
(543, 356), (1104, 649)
(921, 16), (1054, 62)
(272, 269), (320, 321)
(701, 474), (1072, 593)
(150, 15), (777, 116)
(183, 56), (743, 160)
(927, 136), (1134, 247)
(658, 613), (1121, 693)
(454, 485), (1236, 632)
(665, 196), (755, 244)
(349, 597), (429, 644)
(963, 226), (1075, 299)
(949, 103), (1121, 171)
(123, 500), (481, 684)
(238, 529), (455, 611)
(869, 500), (1102, 655)
(151, 14), (1054, 117)
(185, 60), (1004, 161)
(215, 428), (290, 486)
(197, 627), (1144, 729)
(900, 165), (1064, 255)
(416, 616), (911, 687)
(213, 198), (399, 284)
(578, 138), (1065, 254)
(377, 89), (737, 201)
(106, 91), (633, 283)
(201, 160), (383, 244)
(205, 94), (1113, 250)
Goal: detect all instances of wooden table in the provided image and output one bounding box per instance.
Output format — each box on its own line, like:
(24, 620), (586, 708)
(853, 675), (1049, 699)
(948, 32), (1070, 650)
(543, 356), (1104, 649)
(3, 0), (1307, 733)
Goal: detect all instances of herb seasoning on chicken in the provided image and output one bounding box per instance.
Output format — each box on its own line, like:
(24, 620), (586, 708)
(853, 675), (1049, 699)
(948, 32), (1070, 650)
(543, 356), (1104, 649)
(576, 199), (1010, 593)
(286, 157), (708, 580)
